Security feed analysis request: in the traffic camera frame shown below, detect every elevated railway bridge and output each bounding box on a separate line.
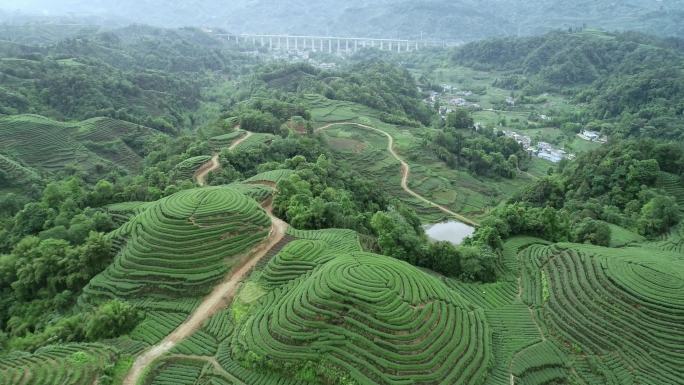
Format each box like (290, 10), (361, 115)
(213, 33), (460, 53)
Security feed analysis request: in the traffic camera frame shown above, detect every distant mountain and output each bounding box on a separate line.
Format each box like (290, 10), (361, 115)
(2, 0), (684, 40)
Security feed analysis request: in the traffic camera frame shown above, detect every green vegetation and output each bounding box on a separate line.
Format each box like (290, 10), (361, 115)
(454, 30), (684, 140)
(431, 116), (528, 178)
(0, 343), (118, 385)
(0, 114), (157, 177)
(1, 20), (684, 385)
(84, 186), (270, 300)
(170, 155), (212, 180)
(311, 105), (539, 221)
(0, 25), (256, 132)
(232, 252), (492, 385)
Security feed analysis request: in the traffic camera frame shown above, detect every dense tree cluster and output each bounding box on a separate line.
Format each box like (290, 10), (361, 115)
(470, 140), (684, 251)
(430, 109), (528, 178)
(250, 61), (433, 125)
(273, 155), (388, 235)
(371, 207), (497, 282)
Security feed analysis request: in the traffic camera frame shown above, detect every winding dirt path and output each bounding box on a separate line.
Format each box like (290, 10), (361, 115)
(124, 133), (283, 385)
(194, 154), (219, 187)
(194, 131), (253, 187)
(316, 122), (479, 227)
(229, 131), (253, 151)
(123, 204), (286, 385)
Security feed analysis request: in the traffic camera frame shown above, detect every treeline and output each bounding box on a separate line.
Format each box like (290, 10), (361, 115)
(0, 177), (146, 351)
(453, 30), (684, 140)
(469, 140), (684, 252)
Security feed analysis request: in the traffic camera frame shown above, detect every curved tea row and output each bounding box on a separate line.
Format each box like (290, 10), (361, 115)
(543, 246), (684, 385)
(0, 343), (115, 385)
(232, 253), (492, 385)
(83, 186), (271, 301)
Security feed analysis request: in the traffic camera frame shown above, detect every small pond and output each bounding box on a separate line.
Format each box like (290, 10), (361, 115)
(424, 221), (475, 245)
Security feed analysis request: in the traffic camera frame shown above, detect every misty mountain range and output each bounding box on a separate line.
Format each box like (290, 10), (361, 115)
(1, 0), (683, 41)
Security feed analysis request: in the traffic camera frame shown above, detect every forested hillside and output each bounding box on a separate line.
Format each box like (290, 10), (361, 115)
(0, 26), (254, 132)
(454, 30), (684, 140)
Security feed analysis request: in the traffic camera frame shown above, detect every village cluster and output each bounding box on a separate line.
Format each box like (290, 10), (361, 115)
(501, 130), (575, 163)
(424, 85), (483, 117)
(425, 84), (611, 164)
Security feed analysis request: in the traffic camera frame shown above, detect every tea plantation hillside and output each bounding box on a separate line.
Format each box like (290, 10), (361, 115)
(0, 114), (159, 176)
(136, 228), (684, 385)
(1, 24), (684, 385)
(83, 186), (270, 301)
(0, 343), (118, 385)
(0, 153), (40, 189)
(81, 186), (271, 356)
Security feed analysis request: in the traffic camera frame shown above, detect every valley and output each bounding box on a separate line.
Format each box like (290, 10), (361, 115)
(0, 19), (682, 385)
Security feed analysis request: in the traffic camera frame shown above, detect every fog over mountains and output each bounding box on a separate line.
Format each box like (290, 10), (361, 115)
(1, 0), (683, 40)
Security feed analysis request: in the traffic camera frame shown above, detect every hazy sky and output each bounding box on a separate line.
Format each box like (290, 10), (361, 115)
(0, 1), (681, 40)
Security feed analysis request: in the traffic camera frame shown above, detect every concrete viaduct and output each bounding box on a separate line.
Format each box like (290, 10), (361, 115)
(214, 33), (458, 53)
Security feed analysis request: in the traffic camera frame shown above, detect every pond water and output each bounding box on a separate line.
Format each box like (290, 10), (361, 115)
(424, 221), (475, 245)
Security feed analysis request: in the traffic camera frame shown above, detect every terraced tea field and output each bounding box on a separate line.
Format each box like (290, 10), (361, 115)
(235, 252), (492, 385)
(84, 186), (271, 302)
(0, 114), (159, 175)
(172, 155), (213, 180)
(0, 153), (40, 188)
(0, 343), (117, 385)
(132, 192), (684, 385)
(11, 190), (671, 385)
(542, 244), (684, 384)
(7, 124), (681, 385)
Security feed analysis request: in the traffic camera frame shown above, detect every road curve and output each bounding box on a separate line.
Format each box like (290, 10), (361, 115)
(317, 122), (479, 227)
(194, 131), (253, 187)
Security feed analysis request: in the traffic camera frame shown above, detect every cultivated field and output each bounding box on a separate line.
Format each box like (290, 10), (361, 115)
(0, 114), (159, 175)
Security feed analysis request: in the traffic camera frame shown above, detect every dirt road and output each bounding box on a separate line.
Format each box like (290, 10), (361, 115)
(317, 122), (479, 227)
(122, 203), (286, 385)
(194, 154), (219, 187)
(228, 131), (252, 151)
(194, 131), (252, 187)
(124, 130), (281, 385)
